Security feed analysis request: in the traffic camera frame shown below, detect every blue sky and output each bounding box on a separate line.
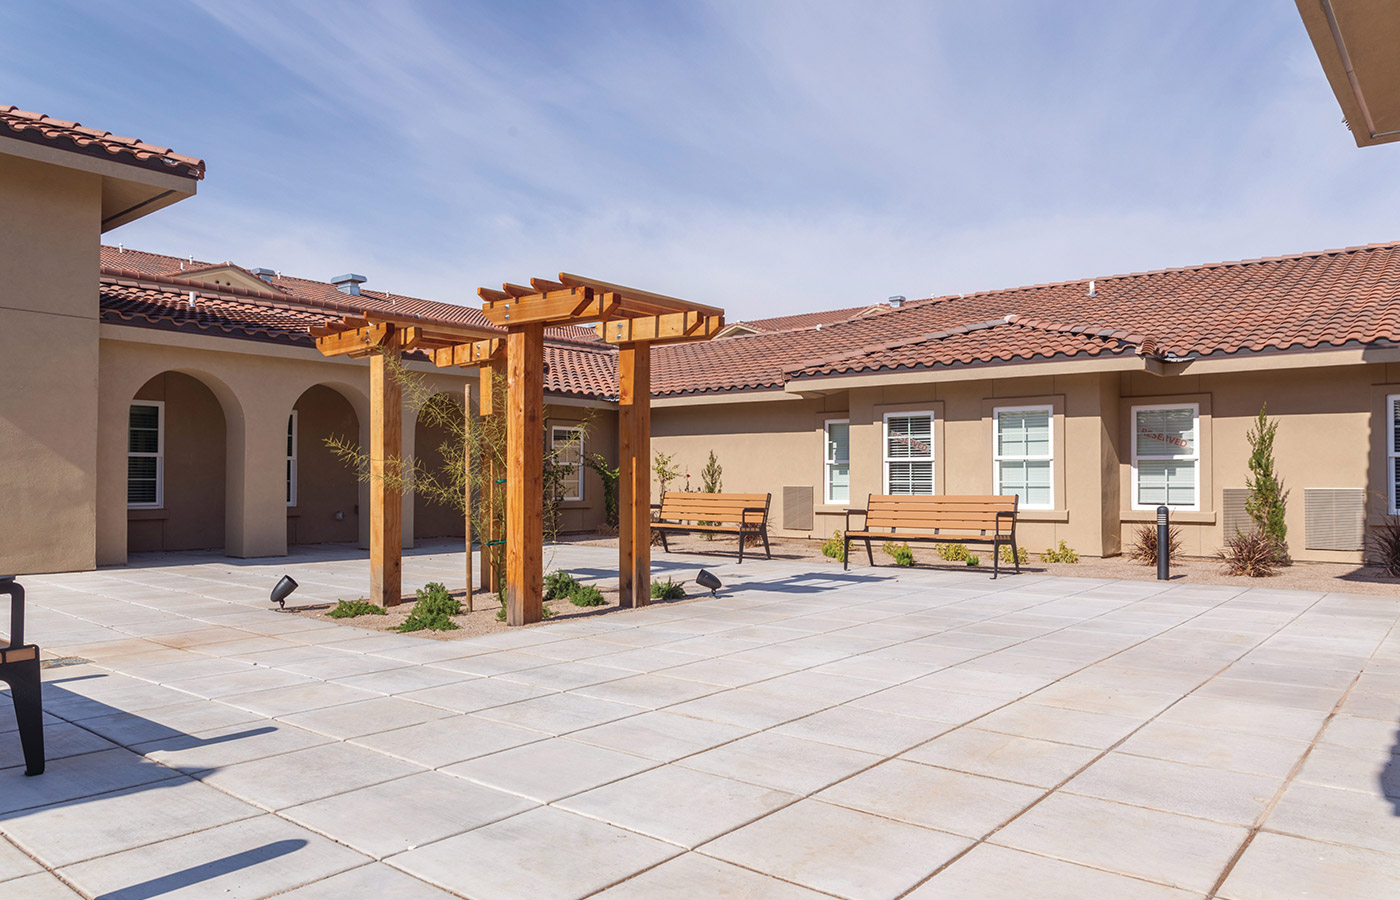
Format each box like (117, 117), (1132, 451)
(3, 1), (1393, 315)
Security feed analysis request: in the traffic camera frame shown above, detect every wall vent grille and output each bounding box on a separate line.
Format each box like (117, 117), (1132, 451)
(783, 486), (815, 531)
(1221, 488), (1253, 538)
(1304, 488), (1366, 551)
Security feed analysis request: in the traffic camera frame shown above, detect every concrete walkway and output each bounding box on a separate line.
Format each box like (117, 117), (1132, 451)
(2, 541), (1398, 899)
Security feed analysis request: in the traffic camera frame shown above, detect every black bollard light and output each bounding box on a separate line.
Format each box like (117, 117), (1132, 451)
(1156, 506), (1170, 581)
(695, 570), (722, 597)
(270, 575), (299, 609)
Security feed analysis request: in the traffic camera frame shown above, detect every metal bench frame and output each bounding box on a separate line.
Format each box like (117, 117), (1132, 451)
(652, 491), (772, 563)
(1, 576), (44, 775)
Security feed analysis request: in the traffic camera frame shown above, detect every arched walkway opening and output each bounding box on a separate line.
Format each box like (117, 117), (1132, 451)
(288, 385), (362, 546)
(414, 391), (466, 541)
(127, 372), (227, 554)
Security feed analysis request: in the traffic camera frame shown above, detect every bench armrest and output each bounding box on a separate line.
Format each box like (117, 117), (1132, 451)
(844, 507), (868, 533)
(740, 506), (768, 525)
(995, 509), (1016, 535)
(0, 577), (24, 649)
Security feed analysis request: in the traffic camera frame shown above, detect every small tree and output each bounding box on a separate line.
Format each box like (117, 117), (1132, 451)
(700, 451), (723, 493)
(1244, 403), (1289, 563)
(653, 449), (681, 496)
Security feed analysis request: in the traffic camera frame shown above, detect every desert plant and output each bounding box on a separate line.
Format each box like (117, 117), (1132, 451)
(653, 450), (681, 496)
(1245, 404), (1289, 563)
(966, 554), (981, 567)
(328, 599), (386, 619)
(700, 451), (723, 493)
(650, 577), (687, 600)
(821, 530), (846, 562)
(883, 541), (915, 567)
(544, 570), (579, 601)
(1128, 524), (1182, 566)
(998, 545), (1029, 566)
(1040, 541), (1079, 563)
(397, 582), (462, 632)
(936, 542), (970, 562)
(1217, 530), (1283, 577)
(1368, 517), (1400, 578)
(569, 584), (606, 606)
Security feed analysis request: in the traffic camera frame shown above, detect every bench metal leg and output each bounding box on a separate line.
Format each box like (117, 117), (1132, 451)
(657, 529), (669, 553)
(3, 654), (44, 776)
(865, 538), (874, 567)
(992, 541), (1000, 579)
(1011, 534), (1021, 574)
(761, 527), (771, 560)
(738, 530), (745, 564)
(843, 535), (850, 571)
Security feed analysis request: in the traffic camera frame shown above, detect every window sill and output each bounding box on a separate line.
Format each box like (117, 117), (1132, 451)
(127, 508), (168, 521)
(1121, 509), (1216, 525)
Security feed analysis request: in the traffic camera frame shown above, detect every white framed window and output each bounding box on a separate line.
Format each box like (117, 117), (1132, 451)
(1132, 403), (1200, 510)
(994, 406), (1053, 509)
(550, 424), (584, 502)
(824, 419), (850, 504)
(1389, 395), (1399, 514)
(883, 411), (934, 495)
(128, 401), (164, 509)
(286, 411), (298, 507)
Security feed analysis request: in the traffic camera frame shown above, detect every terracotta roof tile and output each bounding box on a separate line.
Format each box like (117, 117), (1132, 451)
(1, 105), (205, 179)
(722, 304), (892, 335)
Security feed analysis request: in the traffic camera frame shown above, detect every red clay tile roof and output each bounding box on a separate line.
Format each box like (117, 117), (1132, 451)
(651, 241), (1400, 395)
(721, 304), (891, 335)
(1, 106), (205, 179)
(99, 247), (601, 344)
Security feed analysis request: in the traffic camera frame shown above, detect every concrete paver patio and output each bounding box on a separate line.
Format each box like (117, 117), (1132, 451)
(2, 540), (1399, 899)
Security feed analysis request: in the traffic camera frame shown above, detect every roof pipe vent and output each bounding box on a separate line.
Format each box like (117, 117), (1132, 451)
(331, 273), (367, 296)
(1087, 280), (1096, 297)
(250, 267), (276, 282)
(888, 295), (906, 308)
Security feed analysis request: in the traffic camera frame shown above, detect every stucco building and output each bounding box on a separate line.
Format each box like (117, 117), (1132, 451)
(3, 103), (1398, 576)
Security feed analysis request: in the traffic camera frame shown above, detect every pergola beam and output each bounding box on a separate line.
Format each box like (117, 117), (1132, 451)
(596, 312), (725, 345)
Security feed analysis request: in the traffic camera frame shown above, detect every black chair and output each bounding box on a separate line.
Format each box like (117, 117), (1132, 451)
(1, 576), (43, 775)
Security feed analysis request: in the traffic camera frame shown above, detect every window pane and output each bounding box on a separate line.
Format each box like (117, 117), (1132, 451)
(887, 415), (932, 460)
(287, 415), (296, 458)
(129, 404), (160, 453)
(827, 463), (849, 503)
(1138, 459), (1196, 507)
(128, 456), (157, 504)
(998, 459), (1051, 507)
(1023, 409), (1050, 457)
(1394, 457), (1399, 511)
(887, 460), (933, 495)
(827, 423), (849, 464)
(1136, 407), (1195, 458)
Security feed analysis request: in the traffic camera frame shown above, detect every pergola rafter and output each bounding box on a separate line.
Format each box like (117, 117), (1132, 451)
(309, 273), (724, 625)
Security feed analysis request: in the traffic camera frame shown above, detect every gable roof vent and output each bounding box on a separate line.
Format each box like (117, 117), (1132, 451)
(249, 267), (276, 282)
(331, 273), (367, 296)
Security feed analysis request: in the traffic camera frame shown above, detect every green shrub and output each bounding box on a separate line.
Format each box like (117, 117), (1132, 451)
(397, 582), (462, 632)
(650, 577), (687, 600)
(998, 545), (1029, 565)
(966, 554), (980, 567)
(821, 530), (846, 562)
(544, 570), (579, 601)
(1245, 404), (1289, 564)
(1040, 541), (1079, 564)
(1218, 530), (1283, 577)
(570, 584), (606, 606)
(936, 543), (970, 562)
(328, 599), (386, 619)
(882, 541), (915, 567)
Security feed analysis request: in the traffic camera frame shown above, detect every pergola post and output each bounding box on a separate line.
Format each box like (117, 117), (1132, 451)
(618, 342), (651, 608)
(480, 362), (500, 595)
(369, 330), (403, 607)
(505, 324), (544, 625)
(463, 382), (474, 611)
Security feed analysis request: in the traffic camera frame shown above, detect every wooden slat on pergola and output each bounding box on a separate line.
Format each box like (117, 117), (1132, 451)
(309, 275), (724, 625)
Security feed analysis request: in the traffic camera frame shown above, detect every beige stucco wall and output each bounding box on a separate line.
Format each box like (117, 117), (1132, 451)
(547, 405), (619, 535)
(653, 360), (1400, 566)
(0, 156), (102, 575)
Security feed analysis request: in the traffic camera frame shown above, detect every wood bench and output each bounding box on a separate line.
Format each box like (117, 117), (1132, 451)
(1, 576), (43, 776)
(844, 494), (1020, 579)
(652, 491), (772, 563)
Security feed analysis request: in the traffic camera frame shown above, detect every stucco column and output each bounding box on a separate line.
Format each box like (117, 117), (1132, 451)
(225, 399), (292, 559)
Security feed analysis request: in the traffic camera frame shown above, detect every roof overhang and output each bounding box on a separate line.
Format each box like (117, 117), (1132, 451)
(1296, 0), (1400, 146)
(0, 134), (199, 230)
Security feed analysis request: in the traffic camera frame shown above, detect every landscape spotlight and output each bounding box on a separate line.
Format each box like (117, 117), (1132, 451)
(270, 575), (299, 609)
(695, 569), (722, 597)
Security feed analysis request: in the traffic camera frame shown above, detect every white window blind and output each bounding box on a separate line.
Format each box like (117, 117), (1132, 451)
(825, 419), (850, 504)
(1133, 404), (1199, 509)
(994, 406), (1052, 508)
(551, 425), (584, 502)
(287, 412), (298, 507)
(1389, 395), (1400, 514)
(884, 412), (934, 495)
(128, 402), (164, 509)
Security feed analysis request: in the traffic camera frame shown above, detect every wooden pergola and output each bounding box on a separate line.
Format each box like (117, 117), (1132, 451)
(309, 275), (724, 625)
